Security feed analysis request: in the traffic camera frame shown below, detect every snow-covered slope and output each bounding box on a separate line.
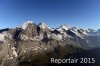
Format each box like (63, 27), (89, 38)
(38, 22), (49, 29)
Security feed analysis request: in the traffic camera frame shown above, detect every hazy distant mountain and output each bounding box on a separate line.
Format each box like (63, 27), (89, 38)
(0, 21), (100, 66)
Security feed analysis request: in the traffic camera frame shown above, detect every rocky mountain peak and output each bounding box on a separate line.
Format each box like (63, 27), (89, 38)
(21, 21), (35, 29)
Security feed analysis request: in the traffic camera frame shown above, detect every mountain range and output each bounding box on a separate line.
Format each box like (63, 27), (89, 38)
(0, 21), (100, 66)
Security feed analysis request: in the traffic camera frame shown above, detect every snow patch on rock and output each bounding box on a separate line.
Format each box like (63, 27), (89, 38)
(0, 32), (12, 42)
(51, 34), (62, 40)
(21, 34), (44, 41)
(11, 47), (18, 57)
(33, 34), (43, 41)
(0, 33), (5, 41)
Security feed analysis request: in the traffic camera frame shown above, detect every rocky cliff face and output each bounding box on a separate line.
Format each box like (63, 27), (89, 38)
(0, 21), (100, 66)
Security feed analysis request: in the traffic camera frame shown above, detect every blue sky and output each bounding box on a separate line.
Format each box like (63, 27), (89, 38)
(0, 0), (100, 29)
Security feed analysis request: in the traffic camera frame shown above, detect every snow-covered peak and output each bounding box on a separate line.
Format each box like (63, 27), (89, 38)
(59, 24), (70, 30)
(38, 22), (49, 29)
(22, 21), (34, 29)
(56, 24), (70, 32)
